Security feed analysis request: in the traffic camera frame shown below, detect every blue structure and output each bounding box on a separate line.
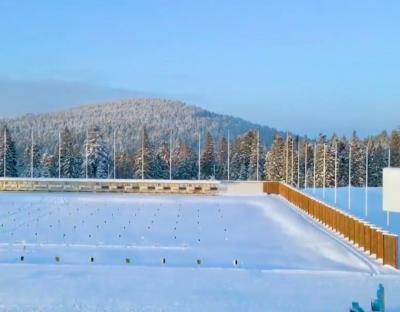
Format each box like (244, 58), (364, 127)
(350, 284), (385, 312)
(371, 284), (385, 312)
(350, 302), (365, 312)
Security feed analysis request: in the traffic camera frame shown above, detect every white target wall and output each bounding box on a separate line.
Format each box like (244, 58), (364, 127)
(383, 168), (400, 213)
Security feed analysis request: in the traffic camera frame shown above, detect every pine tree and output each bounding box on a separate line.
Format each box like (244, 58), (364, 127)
(297, 138), (313, 188)
(83, 126), (109, 179)
(131, 126), (156, 179)
(349, 131), (365, 187)
(367, 138), (386, 186)
(248, 131), (261, 180)
(264, 135), (285, 181)
(155, 142), (170, 179)
(200, 132), (215, 179)
(337, 137), (349, 187)
(314, 134), (326, 187)
(172, 141), (197, 180)
(390, 129), (400, 167)
(21, 143), (41, 177)
(115, 152), (131, 179)
(229, 130), (258, 180)
(215, 137), (228, 180)
(325, 134), (338, 187)
(0, 126), (18, 177)
(41, 152), (57, 178)
(59, 127), (80, 178)
(287, 136), (295, 185)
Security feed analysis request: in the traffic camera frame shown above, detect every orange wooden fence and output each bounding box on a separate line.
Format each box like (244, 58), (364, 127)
(263, 181), (399, 269)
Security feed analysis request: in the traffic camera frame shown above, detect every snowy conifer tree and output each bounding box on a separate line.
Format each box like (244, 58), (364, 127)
(264, 135), (285, 181)
(172, 141), (196, 180)
(155, 142), (170, 179)
(83, 126), (109, 179)
(21, 144), (41, 177)
(325, 135), (338, 187)
(200, 132), (215, 179)
(367, 138), (386, 186)
(349, 131), (365, 187)
(115, 152), (131, 179)
(248, 131), (261, 181)
(0, 126), (18, 177)
(337, 137), (349, 187)
(314, 135), (326, 187)
(215, 137), (228, 180)
(41, 152), (56, 178)
(131, 126), (156, 179)
(59, 127), (81, 178)
(390, 129), (400, 167)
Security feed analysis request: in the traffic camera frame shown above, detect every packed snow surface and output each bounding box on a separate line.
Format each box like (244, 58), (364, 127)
(0, 191), (399, 311)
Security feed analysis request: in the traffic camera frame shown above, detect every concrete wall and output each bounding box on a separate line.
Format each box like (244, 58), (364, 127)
(222, 181), (264, 194)
(0, 178), (220, 195)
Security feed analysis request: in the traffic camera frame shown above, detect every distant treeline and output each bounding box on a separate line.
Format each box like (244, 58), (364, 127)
(264, 130), (400, 187)
(1, 124), (399, 185)
(0, 125), (264, 181)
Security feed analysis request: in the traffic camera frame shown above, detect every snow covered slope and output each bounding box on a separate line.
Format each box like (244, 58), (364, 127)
(0, 192), (399, 311)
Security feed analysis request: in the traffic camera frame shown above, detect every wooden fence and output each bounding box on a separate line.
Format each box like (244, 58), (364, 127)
(263, 181), (398, 269)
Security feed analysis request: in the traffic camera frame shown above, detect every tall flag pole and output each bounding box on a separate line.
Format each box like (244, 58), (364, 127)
(348, 144), (352, 210)
(323, 143), (326, 199)
(334, 141), (338, 205)
(285, 133), (289, 183)
(304, 141), (307, 189)
(313, 143), (316, 193)
(256, 130), (259, 182)
(113, 130), (116, 179)
(3, 129), (6, 177)
(297, 138), (300, 188)
(141, 127), (144, 180)
(85, 130), (88, 179)
(198, 132), (201, 180)
(169, 134), (172, 180)
(291, 137), (294, 184)
(31, 128), (34, 179)
(59, 131), (62, 179)
(365, 141), (369, 217)
(227, 130), (230, 181)
(387, 147), (391, 226)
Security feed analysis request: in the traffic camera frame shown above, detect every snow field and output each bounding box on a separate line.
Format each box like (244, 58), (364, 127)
(0, 191), (399, 311)
(0, 192), (379, 272)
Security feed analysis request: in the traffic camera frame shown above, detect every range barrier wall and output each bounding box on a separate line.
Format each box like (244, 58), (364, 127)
(263, 181), (398, 269)
(0, 178), (220, 195)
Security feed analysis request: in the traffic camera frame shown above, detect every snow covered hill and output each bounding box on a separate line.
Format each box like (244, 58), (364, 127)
(0, 98), (283, 155)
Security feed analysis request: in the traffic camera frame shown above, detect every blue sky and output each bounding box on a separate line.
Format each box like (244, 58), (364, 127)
(0, 0), (399, 137)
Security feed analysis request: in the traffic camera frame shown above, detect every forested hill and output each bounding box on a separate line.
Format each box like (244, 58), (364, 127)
(0, 98), (283, 154)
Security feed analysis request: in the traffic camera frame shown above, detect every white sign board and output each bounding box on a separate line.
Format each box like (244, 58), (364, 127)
(383, 168), (400, 213)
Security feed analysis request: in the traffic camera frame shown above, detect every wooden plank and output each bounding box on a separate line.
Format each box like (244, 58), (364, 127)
(358, 221), (366, 250)
(371, 227), (379, 256)
(364, 226), (372, 254)
(377, 230), (384, 260)
(383, 234), (398, 268)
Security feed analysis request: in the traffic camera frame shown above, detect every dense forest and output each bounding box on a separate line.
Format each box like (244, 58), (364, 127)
(0, 98), (282, 156)
(264, 130), (400, 187)
(0, 98), (398, 185)
(0, 124), (264, 181)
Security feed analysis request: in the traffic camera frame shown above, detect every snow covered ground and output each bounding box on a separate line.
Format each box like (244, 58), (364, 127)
(0, 191), (399, 311)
